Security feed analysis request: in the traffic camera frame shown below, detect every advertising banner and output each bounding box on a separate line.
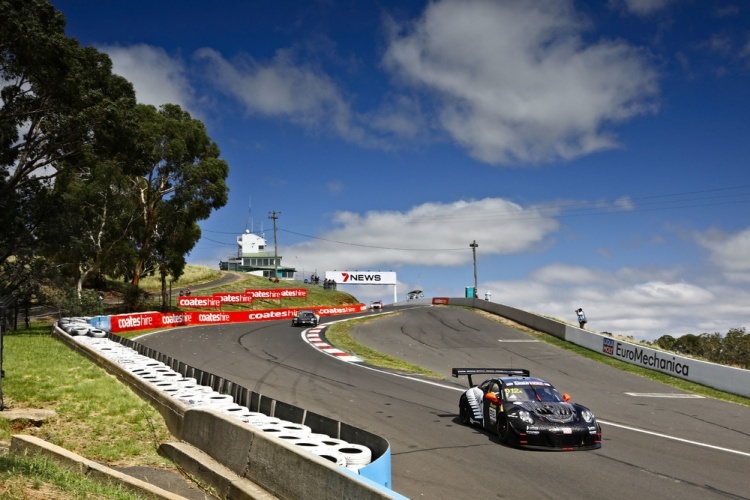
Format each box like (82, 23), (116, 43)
(213, 292), (254, 304)
(109, 304), (367, 333)
(245, 288), (308, 299)
(325, 271), (397, 286)
(177, 296), (222, 308)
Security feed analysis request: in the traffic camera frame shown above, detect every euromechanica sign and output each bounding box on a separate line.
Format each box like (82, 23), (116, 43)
(602, 338), (690, 376)
(326, 271), (397, 285)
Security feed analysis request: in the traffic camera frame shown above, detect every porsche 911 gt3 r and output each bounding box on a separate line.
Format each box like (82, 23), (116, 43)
(292, 310), (319, 327)
(453, 368), (601, 451)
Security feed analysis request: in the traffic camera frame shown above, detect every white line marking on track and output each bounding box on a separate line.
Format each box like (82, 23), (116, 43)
(598, 420), (750, 457)
(305, 315), (750, 458)
(625, 392), (705, 398)
(497, 339), (539, 343)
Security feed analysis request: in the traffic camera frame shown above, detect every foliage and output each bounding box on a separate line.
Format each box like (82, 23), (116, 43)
(0, 1), (229, 309)
(47, 288), (103, 318)
(655, 328), (750, 369)
(128, 103), (229, 297)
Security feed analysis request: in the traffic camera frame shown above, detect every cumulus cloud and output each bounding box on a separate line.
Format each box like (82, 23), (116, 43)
(485, 267), (742, 341)
(696, 227), (750, 283)
(613, 0), (678, 16)
(283, 197), (559, 272)
(193, 47), (377, 147)
(99, 44), (197, 113)
(383, 0), (659, 164)
(531, 264), (603, 285)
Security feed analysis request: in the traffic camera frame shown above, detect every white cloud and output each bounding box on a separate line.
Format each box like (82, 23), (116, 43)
(99, 44), (196, 113)
(383, 0), (659, 164)
(531, 264), (602, 285)
(480, 252), (750, 342)
(283, 197), (559, 273)
(696, 227), (750, 283)
(193, 47), (376, 147)
(613, 0), (678, 16)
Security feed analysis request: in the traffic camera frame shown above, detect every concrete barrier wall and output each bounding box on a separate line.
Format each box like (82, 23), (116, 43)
(448, 299), (750, 398)
(449, 298), (568, 339)
(181, 408), (404, 499)
(51, 324), (402, 498)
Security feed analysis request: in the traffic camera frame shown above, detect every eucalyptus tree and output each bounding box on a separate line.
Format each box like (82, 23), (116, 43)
(0, 0), (137, 197)
(129, 104), (229, 288)
(40, 159), (139, 298)
(1, 0), (137, 301)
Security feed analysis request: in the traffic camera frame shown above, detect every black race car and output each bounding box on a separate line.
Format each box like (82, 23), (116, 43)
(453, 368), (601, 451)
(292, 310), (320, 327)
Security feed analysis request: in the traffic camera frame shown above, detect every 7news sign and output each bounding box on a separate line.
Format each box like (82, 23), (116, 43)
(325, 271), (397, 285)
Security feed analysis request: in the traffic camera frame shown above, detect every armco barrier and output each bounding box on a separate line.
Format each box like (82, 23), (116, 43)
(447, 297), (750, 398)
(50, 325), (405, 499)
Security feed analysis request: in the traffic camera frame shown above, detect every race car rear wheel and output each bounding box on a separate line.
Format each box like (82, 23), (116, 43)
(496, 413), (510, 444)
(459, 395), (472, 425)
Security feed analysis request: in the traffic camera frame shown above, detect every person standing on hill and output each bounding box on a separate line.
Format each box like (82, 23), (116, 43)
(576, 308), (587, 328)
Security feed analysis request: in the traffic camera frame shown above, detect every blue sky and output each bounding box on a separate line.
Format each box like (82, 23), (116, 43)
(51, 0), (750, 341)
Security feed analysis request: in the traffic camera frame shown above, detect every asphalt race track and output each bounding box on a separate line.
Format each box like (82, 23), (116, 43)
(136, 305), (750, 499)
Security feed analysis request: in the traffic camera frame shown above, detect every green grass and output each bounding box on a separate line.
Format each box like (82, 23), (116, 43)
(323, 306), (750, 406)
(472, 309), (750, 407)
(1, 267), (360, 496)
(0, 325), (173, 464)
(0, 453), (144, 499)
(324, 315), (442, 378)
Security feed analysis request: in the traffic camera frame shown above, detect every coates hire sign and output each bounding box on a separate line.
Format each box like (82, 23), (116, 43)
(245, 288), (308, 299)
(213, 292), (254, 304)
(326, 271), (397, 286)
(109, 304), (366, 333)
(177, 296), (222, 308)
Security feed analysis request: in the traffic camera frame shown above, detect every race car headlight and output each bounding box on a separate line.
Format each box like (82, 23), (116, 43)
(581, 409), (594, 423)
(517, 409), (534, 424)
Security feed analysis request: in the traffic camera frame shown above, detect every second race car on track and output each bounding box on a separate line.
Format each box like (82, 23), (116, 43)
(292, 310), (320, 327)
(453, 368), (601, 451)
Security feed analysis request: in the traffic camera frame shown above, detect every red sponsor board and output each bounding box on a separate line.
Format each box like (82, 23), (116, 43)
(245, 288), (308, 299)
(432, 297), (450, 305)
(213, 292), (254, 304)
(110, 311), (186, 333)
(177, 296), (222, 308)
(109, 304), (367, 333)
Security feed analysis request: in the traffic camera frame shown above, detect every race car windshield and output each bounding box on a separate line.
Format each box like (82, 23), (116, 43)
(504, 385), (565, 403)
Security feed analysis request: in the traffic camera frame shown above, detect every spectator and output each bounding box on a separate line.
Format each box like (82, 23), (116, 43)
(485, 290), (491, 301)
(576, 308), (587, 328)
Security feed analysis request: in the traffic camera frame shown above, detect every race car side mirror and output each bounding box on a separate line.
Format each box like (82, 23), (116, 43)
(563, 393), (571, 402)
(484, 392), (499, 403)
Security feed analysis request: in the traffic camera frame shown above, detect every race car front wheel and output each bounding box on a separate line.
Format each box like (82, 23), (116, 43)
(459, 395), (471, 425)
(496, 414), (510, 444)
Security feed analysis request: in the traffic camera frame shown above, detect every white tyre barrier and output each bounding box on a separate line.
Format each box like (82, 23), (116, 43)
(310, 448), (348, 467)
(278, 422), (311, 435)
(87, 328), (107, 338)
(332, 443), (372, 469)
(59, 319), (377, 471)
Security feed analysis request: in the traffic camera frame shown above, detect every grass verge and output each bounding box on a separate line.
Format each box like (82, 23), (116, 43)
(324, 315), (442, 379)
(0, 453), (143, 499)
(472, 309), (750, 407)
(0, 323), (176, 498)
(322, 306), (749, 406)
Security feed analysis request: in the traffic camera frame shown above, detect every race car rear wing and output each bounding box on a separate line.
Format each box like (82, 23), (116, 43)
(452, 367), (531, 388)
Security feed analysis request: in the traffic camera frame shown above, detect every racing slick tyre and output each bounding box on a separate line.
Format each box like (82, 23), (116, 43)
(459, 395), (472, 425)
(496, 413), (510, 444)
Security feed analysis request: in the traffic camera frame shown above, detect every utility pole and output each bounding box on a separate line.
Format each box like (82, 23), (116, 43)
(269, 211), (281, 281)
(470, 240), (478, 298)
